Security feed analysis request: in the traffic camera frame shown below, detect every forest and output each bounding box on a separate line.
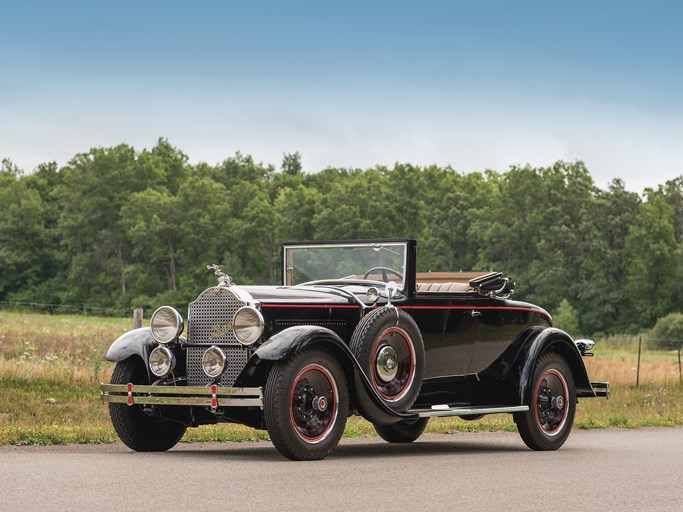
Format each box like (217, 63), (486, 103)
(1, 138), (682, 336)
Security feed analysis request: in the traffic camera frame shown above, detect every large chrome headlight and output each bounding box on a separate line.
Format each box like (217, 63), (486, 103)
(150, 306), (184, 344)
(202, 346), (226, 379)
(232, 306), (264, 346)
(149, 346), (176, 377)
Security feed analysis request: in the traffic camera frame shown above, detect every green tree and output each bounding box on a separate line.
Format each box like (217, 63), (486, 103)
(574, 180), (640, 333)
(624, 192), (678, 328)
(553, 299), (580, 337)
(0, 161), (53, 301)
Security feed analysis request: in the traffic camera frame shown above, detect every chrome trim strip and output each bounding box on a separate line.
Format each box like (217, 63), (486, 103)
(100, 383), (263, 408)
(103, 396), (264, 407)
(100, 384), (262, 396)
(410, 405), (529, 418)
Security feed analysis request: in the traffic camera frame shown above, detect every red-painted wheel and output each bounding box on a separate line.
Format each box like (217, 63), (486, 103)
(289, 363), (338, 443)
(514, 352), (576, 450)
(265, 349), (348, 460)
(351, 307), (424, 412)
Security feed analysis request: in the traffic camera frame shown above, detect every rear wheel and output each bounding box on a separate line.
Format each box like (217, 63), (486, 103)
(374, 417), (429, 443)
(514, 352), (576, 451)
(109, 357), (186, 452)
(264, 349), (349, 461)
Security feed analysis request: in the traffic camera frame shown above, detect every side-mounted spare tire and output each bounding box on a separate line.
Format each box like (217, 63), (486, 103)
(350, 307), (425, 412)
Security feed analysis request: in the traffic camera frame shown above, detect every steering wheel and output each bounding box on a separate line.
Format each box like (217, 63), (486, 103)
(362, 266), (404, 282)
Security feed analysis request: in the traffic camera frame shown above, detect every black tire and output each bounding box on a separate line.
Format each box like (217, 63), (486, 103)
(374, 417), (429, 443)
(264, 349), (349, 461)
(350, 307), (424, 412)
(109, 357), (186, 452)
(514, 352), (576, 451)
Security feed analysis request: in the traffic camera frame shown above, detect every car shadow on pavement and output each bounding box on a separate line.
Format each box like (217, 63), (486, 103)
(332, 439), (529, 459)
(159, 436), (532, 462)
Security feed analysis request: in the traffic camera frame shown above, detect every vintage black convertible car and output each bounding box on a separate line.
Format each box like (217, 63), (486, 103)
(100, 239), (609, 460)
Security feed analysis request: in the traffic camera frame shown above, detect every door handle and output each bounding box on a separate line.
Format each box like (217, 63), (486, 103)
(470, 310), (481, 318)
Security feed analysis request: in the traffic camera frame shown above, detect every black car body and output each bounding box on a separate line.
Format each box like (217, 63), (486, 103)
(101, 239), (609, 459)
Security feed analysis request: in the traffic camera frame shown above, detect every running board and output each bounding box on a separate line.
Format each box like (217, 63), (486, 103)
(409, 405), (529, 418)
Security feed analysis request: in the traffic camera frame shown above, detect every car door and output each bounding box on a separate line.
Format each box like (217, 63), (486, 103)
(467, 305), (535, 375)
(408, 296), (481, 378)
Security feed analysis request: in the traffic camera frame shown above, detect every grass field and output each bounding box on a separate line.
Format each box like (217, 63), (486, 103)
(0, 310), (681, 445)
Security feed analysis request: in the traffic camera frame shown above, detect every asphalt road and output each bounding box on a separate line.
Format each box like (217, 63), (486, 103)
(1, 427), (682, 512)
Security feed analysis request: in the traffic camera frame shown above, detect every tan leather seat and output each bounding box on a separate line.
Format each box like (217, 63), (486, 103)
(416, 282), (472, 293)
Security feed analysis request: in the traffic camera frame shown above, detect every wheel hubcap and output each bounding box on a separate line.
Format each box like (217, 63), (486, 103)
(376, 346), (399, 382)
(312, 396), (328, 412)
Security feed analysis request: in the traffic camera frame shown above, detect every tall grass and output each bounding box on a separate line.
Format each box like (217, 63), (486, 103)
(0, 311), (681, 445)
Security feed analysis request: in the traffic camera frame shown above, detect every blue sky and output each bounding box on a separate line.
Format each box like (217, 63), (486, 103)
(1, 1), (682, 191)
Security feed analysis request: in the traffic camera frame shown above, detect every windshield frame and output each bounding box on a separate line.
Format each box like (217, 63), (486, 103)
(282, 239), (414, 290)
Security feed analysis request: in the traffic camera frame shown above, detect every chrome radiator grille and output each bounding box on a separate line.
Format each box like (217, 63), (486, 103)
(187, 286), (249, 387)
(187, 346), (248, 387)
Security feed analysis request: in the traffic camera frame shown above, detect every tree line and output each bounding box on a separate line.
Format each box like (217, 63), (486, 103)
(1, 139), (682, 336)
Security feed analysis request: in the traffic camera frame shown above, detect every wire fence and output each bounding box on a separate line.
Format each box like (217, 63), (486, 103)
(0, 300), (132, 317)
(2, 300), (681, 384)
(635, 336), (682, 387)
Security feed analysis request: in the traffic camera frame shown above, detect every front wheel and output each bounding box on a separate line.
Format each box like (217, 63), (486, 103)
(374, 417), (429, 443)
(109, 357), (186, 452)
(264, 349), (349, 461)
(514, 352), (576, 451)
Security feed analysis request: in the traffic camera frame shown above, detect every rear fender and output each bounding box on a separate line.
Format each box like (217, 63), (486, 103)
(516, 327), (595, 405)
(248, 325), (411, 425)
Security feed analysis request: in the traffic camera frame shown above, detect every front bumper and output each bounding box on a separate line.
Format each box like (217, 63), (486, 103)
(100, 383), (263, 408)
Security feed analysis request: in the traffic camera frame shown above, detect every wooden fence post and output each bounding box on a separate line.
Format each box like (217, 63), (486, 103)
(133, 308), (143, 329)
(636, 336), (642, 388)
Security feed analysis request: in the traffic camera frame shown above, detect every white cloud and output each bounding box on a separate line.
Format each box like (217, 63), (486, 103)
(2, 84), (681, 193)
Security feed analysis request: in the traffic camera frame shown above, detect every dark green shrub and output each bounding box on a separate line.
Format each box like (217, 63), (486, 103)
(650, 313), (683, 349)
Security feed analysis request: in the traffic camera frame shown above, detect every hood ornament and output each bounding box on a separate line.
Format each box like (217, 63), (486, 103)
(207, 264), (233, 287)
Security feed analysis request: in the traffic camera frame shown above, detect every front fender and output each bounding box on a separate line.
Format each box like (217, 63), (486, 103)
(250, 325), (412, 425)
(253, 325), (346, 361)
(517, 327), (595, 405)
(106, 327), (154, 364)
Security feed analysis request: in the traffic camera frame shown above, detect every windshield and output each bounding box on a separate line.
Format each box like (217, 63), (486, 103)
(283, 242), (408, 288)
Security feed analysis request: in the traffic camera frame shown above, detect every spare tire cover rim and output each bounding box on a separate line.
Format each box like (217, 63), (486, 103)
(371, 327), (416, 402)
